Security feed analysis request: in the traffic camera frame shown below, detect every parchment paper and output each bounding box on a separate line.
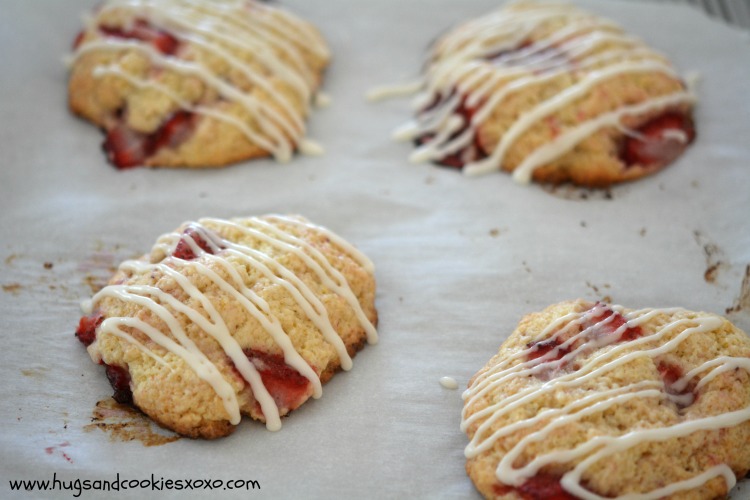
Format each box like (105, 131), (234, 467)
(1, 0), (749, 498)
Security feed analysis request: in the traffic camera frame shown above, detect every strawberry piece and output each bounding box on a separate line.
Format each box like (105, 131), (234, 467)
(103, 110), (196, 169)
(103, 124), (151, 169)
(586, 304), (643, 342)
(493, 474), (578, 500)
(621, 112), (695, 168)
(149, 31), (179, 56)
(657, 361), (682, 387)
(75, 313), (104, 347)
(526, 304), (641, 368)
(72, 30), (85, 50)
(483, 42), (529, 62)
(415, 90), (487, 169)
(99, 19), (179, 55)
(656, 361), (695, 409)
(104, 364), (133, 404)
(171, 225), (223, 260)
(527, 338), (570, 362)
(518, 474), (578, 500)
(151, 111), (195, 152)
(245, 349), (311, 411)
(76, 314), (134, 403)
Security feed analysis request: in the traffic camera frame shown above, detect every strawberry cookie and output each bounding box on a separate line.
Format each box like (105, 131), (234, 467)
(67, 0), (330, 169)
(75, 215), (378, 438)
(462, 300), (750, 499)
(398, 2), (696, 186)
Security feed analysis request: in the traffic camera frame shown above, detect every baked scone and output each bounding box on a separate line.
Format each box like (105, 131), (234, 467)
(462, 300), (750, 499)
(75, 215), (378, 438)
(398, 2), (696, 186)
(67, 0), (330, 169)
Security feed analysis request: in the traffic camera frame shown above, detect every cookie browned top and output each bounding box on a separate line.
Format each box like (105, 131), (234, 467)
(401, 2), (695, 186)
(68, 0), (330, 169)
(76, 215), (377, 439)
(462, 300), (750, 499)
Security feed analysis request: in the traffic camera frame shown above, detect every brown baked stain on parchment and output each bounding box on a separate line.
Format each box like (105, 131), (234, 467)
(726, 265), (750, 315)
(693, 230), (727, 283)
(85, 399), (180, 446)
(2, 282), (22, 294)
(585, 281), (613, 304)
(542, 184), (614, 201)
(1, 251), (101, 297)
(78, 250), (119, 294)
(21, 367), (49, 379)
(79, 245), (144, 294)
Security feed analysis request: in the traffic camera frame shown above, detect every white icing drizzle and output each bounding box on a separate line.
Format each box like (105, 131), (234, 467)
(386, 2), (695, 182)
(89, 216), (376, 431)
(440, 376), (459, 390)
(297, 138), (325, 156)
(461, 304), (750, 499)
(264, 214), (376, 275)
(365, 81), (424, 102)
(221, 216), (379, 344)
(502, 90), (695, 182)
(90, 60), (281, 154)
(70, 0), (329, 161)
(314, 92), (332, 108)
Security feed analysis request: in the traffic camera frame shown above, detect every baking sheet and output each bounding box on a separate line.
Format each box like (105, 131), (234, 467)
(1, 0), (749, 498)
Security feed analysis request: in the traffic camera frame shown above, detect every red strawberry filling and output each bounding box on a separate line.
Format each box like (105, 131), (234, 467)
(526, 304), (642, 369)
(415, 90), (488, 169)
(483, 41), (532, 63)
(657, 361), (682, 387)
(103, 124), (150, 168)
(171, 225), (224, 260)
(75, 312), (104, 347)
(75, 314), (134, 404)
(244, 349), (312, 412)
(105, 364), (133, 404)
(99, 19), (180, 56)
(151, 110), (194, 151)
(620, 112), (695, 169)
(103, 110), (195, 169)
(586, 305), (643, 342)
(493, 474), (578, 500)
(656, 361), (695, 409)
(72, 30), (86, 50)
(527, 338), (570, 363)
